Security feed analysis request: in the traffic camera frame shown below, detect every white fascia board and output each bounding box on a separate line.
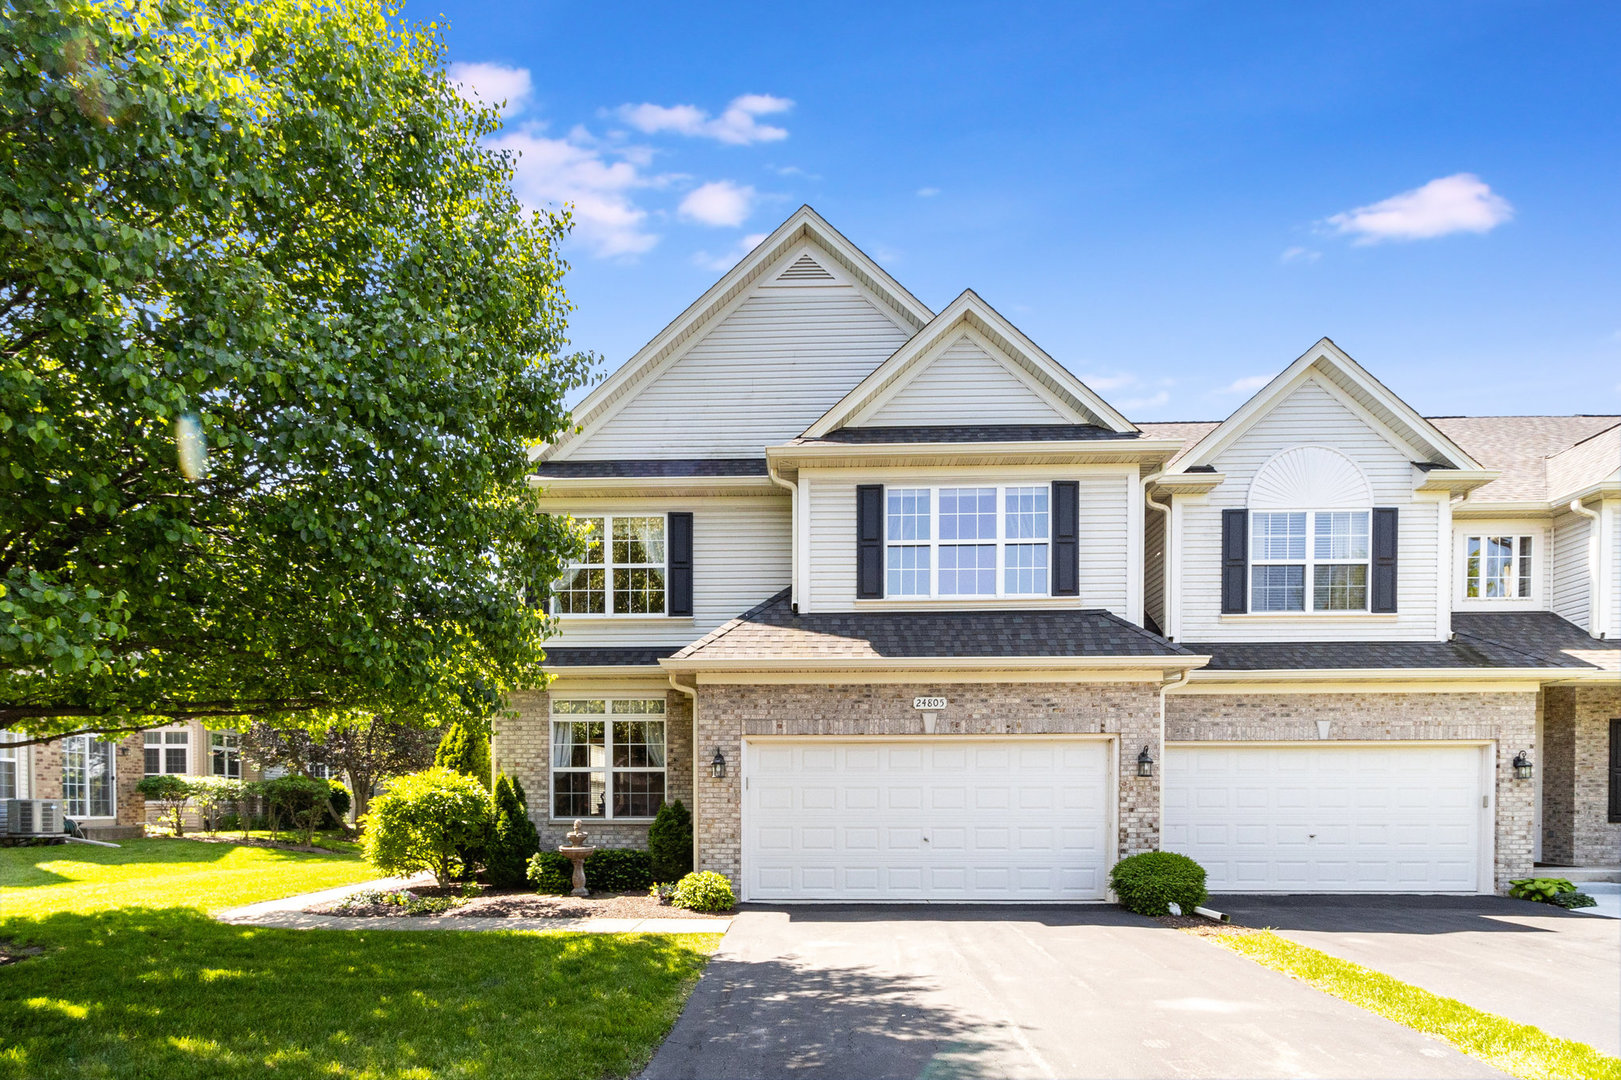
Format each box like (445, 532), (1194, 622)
(1184, 666), (1606, 685)
(1171, 338), (1484, 475)
(660, 654), (1208, 676)
(539, 206), (934, 462)
(528, 476), (783, 498)
(766, 439), (1183, 479)
(803, 290), (1137, 438)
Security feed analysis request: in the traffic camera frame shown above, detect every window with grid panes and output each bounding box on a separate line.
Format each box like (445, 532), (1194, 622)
(550, 698), (666, 819)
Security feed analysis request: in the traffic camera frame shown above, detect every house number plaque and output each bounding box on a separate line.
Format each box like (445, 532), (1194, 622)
(912, 696), (947, 710)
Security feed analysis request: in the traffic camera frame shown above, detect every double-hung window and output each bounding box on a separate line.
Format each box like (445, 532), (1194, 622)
(1465, 534), (1533, 599)
(0, 733), (17, 800)
(1251, 510), (1370, 612)
(63, 736), (114, 817)
(210, 732), (242, 779)
(144, 728), (189, 775)
(555, 515), (667, 615)
(885, 485), (1050, 598)
(550, 698), (667, 819)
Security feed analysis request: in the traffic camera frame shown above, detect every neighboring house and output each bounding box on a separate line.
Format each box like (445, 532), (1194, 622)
(136, 721), (264, 828)
(500, 206), (1620, 901)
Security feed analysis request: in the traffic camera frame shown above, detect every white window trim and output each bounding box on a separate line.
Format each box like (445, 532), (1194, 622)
(554, 513), (671, 618)
(143, 725), (191, 776)
(879, 484), (1053, 601)
(210, 731), (243, 779)
(548, 696), (668, 822)
(0, 731), (22, 800)
(1455, 523), (1545, 608)
(62, 735), (116, 819)
(1248, 509), (1372, 614)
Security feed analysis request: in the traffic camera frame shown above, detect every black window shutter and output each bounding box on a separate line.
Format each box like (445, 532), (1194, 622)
(856, 485), (884, 599)
(1371, 507), (1398, 613)
(667, 512), (693, 616)
(1052, 481), (1080, 597)
(1221, 508), (1248, 614)
(1608, 719), (1621, 823)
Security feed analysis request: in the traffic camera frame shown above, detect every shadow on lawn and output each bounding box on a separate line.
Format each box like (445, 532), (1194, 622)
(0, 906), (712, 1080)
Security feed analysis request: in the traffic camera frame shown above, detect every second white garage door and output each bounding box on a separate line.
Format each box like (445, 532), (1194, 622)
(1164, 743), (1488, 893)
(742, 738), (1113, 902)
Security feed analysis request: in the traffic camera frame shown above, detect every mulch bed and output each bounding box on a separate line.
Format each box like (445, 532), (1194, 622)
(1157, 913), (1254, 937)
(307, 884), (731, 920)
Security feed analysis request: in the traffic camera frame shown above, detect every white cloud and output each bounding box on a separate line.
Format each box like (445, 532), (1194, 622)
(448, 62), (533, 118)
(1280, 246), (1321, 263)
(1119, 391), (1171, 411)
(1325, 173), (1513, 244)
(1082, 373), (1138, 391)
(1218, 374), (1272, 395)
(489, 127), (666, 257)
(679, 181), (755, 227)
(692, 233), (770, 272)
(617, 94), (793, 145)
(916, 186), (941, 197)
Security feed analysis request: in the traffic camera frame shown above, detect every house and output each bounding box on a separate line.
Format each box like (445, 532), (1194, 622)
(500, 204), (1618, 900)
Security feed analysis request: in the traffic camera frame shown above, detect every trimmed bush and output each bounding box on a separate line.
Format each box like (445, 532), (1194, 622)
(136, 774), (195, 836)
(586, 848), (653, 892)
(435, 717), (491, 790)
(262, 775), (348, 844)
(189, 776), (246, 836)
(485, 773), (540, 888)
(670, 870), (734, 913)
(363, 767), (491, 886)
(527, 850), (573, 895)
(1109, 851), (1208, 916)
(648, 800), (693, 883)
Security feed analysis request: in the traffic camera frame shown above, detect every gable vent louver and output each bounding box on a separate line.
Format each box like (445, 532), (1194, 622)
(776, 253), (835, 281)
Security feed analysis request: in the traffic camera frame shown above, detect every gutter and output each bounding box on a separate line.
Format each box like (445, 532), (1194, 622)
(659, 654), (1210, 676)
(667, 671), (700, 873)
(767, 460), (800, 610)
(1568, 498), (1606, 638)
(1182, 666), (1612, 685)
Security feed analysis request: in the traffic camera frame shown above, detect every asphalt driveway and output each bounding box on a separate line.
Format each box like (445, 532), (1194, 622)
(643, 905), (1504, 1080)
(1214, 893), (1621, 1055)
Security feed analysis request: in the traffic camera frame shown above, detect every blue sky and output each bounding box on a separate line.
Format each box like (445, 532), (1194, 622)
(413, 1), (1620, 421)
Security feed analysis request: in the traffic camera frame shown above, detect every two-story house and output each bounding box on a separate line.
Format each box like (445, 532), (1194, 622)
(496, 206), (1620, 901)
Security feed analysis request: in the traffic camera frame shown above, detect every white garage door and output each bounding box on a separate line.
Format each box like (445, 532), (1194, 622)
(743, 738), (1113, 902)
(1165, 744), (1487, 893)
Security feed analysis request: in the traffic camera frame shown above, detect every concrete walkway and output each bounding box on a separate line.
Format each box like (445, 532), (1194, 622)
(643, 905), (1504, 1079)
(1214, 894), (1621, 1056)
(215, 876), (730, 935)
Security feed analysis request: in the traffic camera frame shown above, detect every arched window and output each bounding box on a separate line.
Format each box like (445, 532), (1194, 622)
(1247, 446), (1373, 612)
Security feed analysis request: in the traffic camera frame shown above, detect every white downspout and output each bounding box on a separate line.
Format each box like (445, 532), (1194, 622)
(1157, 666), (1193, 852)
(1570, 499), (1603, 636)
(1143, 474), (1172, 638)
(768, 462), (799, 610)
(668, 671), (700, 872)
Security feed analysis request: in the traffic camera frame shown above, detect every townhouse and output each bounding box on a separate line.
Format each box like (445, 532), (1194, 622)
(499, 205), (1612, 899)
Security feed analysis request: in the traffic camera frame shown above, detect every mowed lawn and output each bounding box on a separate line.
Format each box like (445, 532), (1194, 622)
(0, 840), (719, 1080)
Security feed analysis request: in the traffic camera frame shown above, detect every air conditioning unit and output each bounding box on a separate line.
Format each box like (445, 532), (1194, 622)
(4, 799), (64, 837)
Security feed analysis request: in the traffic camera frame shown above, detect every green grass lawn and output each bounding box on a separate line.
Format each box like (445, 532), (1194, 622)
(0, 839), (720, 1080)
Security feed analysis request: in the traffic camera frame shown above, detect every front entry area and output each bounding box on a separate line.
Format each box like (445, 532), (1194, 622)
(1164, 743), (1490, 893)
(741, 737), (1113, 902)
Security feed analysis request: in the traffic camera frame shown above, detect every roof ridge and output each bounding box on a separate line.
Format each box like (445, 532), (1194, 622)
(1091, 608), (1195, 655)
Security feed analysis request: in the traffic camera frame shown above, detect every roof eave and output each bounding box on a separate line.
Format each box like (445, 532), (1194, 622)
(529, 475), (784, 498)
(1185, 666), (1605, 683)
(766, 438), (1183, 478)
(660, 654), (1208, 675)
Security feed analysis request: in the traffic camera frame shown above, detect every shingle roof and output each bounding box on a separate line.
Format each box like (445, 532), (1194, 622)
(534, 458), (770, 478)
(802, 424), (1134, 445)
(1422, 416), (1618, 502)
(542, 647), (678, 667)
(1188, 612), (1618, 672)
(669, 590), (1193, 663)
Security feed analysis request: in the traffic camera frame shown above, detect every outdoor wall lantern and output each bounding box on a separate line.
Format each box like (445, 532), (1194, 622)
(1137, 745), (1154, 778)
(710, 747), (727, 779)
(1512, 750), (1533, 781)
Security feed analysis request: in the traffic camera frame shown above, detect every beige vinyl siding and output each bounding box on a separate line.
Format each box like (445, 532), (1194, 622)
(1551, 509), (1591, 630)
(1177, 375), (1441, 641)
(556, 281), (911, 459)
(542, 496), (791, 648)
(858, 333), (1068, 427)
(1144, 504), (1166, 631)
(802, 467), (1134, 617)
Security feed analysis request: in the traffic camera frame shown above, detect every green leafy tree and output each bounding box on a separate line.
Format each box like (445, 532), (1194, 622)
(362, 767), (489, 887)
(0, 0), (594, 743)
(135, 773), (195, 836)
(484, 772), (539, 888)
(435, 716), (491, 789)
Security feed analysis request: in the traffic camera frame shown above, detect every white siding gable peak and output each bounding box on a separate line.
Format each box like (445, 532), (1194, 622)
(539, 206), (935, 462)
(1167, 338), (1487, 475)
(802, 289), (1138, 438)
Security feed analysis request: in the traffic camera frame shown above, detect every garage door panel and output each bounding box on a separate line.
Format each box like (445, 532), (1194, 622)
(1167, 744), (1483, 894)
(745, 738), (1111, 901)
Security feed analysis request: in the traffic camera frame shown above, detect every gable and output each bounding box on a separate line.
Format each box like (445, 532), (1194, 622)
(557, 245), (915, 459)
(853, 329), (1070, 427)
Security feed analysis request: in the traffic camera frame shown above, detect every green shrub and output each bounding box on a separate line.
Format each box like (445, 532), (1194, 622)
(1550, 890), (1597, 910)
(363, 767), (491, 886)
(189, 776), (245, 836)
(670, 870), (734, 913)
(435, 717), (491, 790)
(136, 774), (195, 836)
(1509, 877), (1576, 903)
(1109, 851), (1208, 916)
(485, 773), (540, 888)
(586, 848), (653, 892)
(527, 850), (573, 895)
(262, 775), (347, 845)
(648, 800), (693, 883)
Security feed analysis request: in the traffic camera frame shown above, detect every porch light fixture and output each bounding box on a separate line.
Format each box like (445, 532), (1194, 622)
(1512, 750), (1533, 781)
(710, 748), (727, 779)
(1137, 745), (1154, 778)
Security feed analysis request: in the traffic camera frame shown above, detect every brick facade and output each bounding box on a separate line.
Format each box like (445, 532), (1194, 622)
(1165, 690), (1538, 890)
(1541, 685), (1621, 867)
(24, 733), (146, 828)
(494, 689), (694, 852)
(691, 680), (1164, 887)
